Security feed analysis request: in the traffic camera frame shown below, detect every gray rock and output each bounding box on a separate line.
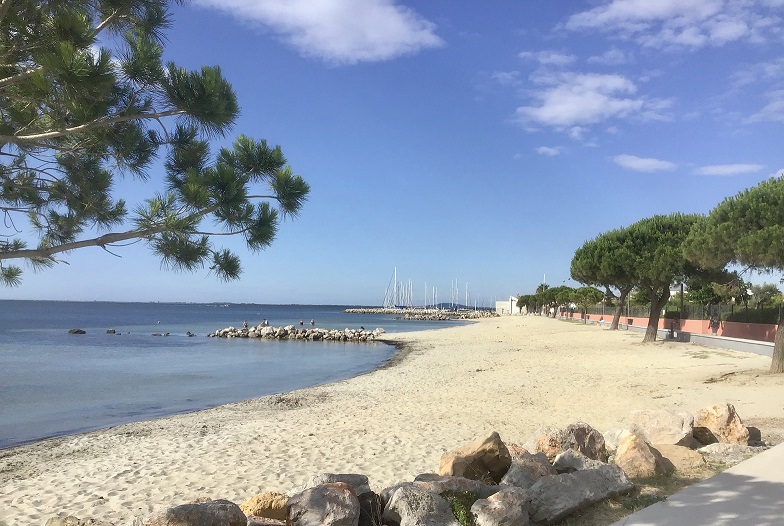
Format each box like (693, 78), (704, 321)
(306, 473), (372, 496)
(133, 499), (246, 526)
(527, 464), (634, 525)
(382, 484), (460, 526)
(471, 487), (530, 526)
(552, 449), (607, 473)
(500, 451), (555, 489)
(628, 409), (694, 446)
(288, 483), (360, 526)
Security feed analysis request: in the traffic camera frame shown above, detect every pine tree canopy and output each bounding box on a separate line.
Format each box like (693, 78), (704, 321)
(0, 0), (309, 286)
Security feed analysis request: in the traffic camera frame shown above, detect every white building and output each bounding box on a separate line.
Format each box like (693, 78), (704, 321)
(496, 296), (520, 315)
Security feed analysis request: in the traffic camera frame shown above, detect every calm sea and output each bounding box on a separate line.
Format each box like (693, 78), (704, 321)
(0, 301), (464, 449)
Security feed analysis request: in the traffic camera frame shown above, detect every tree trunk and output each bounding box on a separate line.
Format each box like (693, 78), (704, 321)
(610, 288), (631, 330)
(643, 288), (670, 343)
(771, 308), (784, 373)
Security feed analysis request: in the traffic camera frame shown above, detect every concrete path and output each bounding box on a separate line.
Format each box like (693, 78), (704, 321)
(611, 443), (784, 525)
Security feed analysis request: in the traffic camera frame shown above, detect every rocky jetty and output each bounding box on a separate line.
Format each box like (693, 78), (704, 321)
(56, 403), (771, 526)
(207, 324), (385, 342)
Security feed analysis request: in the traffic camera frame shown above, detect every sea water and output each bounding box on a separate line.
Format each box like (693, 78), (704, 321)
(0, 301), (465, 449)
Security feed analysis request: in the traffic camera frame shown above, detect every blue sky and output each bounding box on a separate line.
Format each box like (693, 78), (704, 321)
(5, 0), (784, 306)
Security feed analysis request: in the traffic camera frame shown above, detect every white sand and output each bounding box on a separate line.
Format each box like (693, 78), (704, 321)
(1, 315), (783, 525)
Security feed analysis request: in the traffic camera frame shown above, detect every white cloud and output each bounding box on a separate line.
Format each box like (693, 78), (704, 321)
(515, 72), (665, 131)
(695, 163), (765, 175)
(519, 50), (576, 66)
(745, 89), (784, 123)
(587, 48), (629, 65)
(536, 146), (561, 156)
(565, 0), (781, 50)
(193, 0), (443, 65)
(614, 154), (677, 172)
(491, 71), (522, 86)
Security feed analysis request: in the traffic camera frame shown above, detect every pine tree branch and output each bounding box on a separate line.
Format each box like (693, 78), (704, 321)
(0, 109), (185, 146)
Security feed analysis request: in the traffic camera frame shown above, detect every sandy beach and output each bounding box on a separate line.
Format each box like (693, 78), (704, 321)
(1, 315), (783, 525)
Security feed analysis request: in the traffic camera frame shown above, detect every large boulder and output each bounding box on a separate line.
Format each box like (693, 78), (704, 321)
(552, 449), (607, 473)
(628, 409), (694, 446)
(382, 484), (459, 526)
(527, 464), (634, 525)
(500, 451), (556, 489)
(693, 403), (750, 445)
(287, 483), (360, 526)
(524, 423), (608, 463)
(522, 427), (561, 462)
(471, 487), (530, 526)
(305, 474), (372, 496)
(240, 492), (288, 520)
(134, 499), (246, 526)
(438, 432), (512, 484)
(602, 428), (632, 455)
(614, 434), (673, 479)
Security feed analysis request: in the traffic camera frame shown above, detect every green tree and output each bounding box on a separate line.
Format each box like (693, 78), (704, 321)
(750, 283), (782, 309)
(571, 286), (603, 324)
(571, 228), (636, 330)
(684, 177), (784, 372)
(626, 213), (709, 343)
(0, 0), (309, 286)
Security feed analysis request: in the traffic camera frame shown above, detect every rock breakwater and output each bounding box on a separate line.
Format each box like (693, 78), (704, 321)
(207, 324), (385, 342)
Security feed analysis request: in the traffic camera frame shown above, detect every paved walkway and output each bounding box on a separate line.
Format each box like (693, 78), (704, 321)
(611, 443), (784, 525)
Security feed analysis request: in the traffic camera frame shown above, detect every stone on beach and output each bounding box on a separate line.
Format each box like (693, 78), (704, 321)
(382, 484), (460, 526)
(438, 431), (512, 483)
(526, 464), (634, 525)
(693, 403), (750, 445)
(499, 450), (556, 489)
(523, 423), (608, 463)
(240, 491), (288, 520)
(287, 482), (360, 526)
(470, 487), (530, 526)
(133, 499), (246, 526)
(613, 434), (674, 478)
(628, 408), (695, 446)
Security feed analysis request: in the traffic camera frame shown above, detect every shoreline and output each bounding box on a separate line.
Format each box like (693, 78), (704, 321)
(2, 315), (783, 524)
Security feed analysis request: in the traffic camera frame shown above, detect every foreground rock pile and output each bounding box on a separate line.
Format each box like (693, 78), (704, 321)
(48, 403), (768, 526)
(207, 325), (385, 342)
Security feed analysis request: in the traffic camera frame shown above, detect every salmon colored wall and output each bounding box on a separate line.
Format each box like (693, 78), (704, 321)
(563, 312), (777, 342)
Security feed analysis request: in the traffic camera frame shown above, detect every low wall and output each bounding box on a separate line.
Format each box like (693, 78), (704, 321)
(562, 312), (778, 343)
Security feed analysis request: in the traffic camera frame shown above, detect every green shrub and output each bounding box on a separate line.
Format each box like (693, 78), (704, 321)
(441, 491), (477, 526)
